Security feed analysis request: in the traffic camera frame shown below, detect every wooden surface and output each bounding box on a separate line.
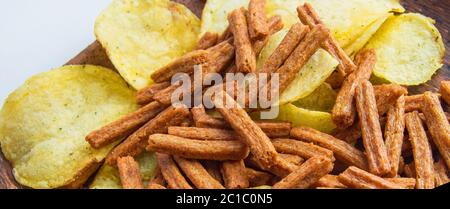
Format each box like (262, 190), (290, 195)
(0, 0), (448, 189)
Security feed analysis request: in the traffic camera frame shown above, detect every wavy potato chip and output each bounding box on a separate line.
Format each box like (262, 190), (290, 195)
(0, 65), (137, 189)
(90, 152), (157, 189)
(276, 104), (336, 134)
(293, 83), (337, 113)
(364, 13), (445, 85)
(95, 0), (201, 89)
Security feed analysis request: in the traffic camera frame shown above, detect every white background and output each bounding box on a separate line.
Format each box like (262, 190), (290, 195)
(0, 0), (111, 104)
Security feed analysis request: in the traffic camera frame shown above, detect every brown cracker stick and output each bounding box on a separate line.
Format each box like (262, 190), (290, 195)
(246, 168), (274, 187)
(168, 127), (236, 141)
(374, 84), (408, 116)
(106, 105), (190, 165)
(338, 166), (404, 189)
(196, 32), (219, 50)
(384, 95), (406, 177)
(441, 80), (450, 105)
(405, 111), (435, 189)
(273, 157), (333, 189)
(202, 161), (224, 184)
(173, 156), (224, 189)
(279, 153), (305, 167)
(256, 121), (292, 138)
(151, 50), (209, 83)
(297, 3), (356, 77)
(136, 82), (171, 105)
(86, 101), (167, 149)
(152, 82), (183, 105)
(355, 81), (390, 176)
(272, 138), (335, 161)
(147, 183), (166, 189)
(403, 162), (416, 178)
(156, 153), (192, 189)
(221, 160), (250, 189)
(314, 175), (347, 189)
(422, 92), (450, 169)
(404, 93), (440, 112)
(290, 127), (368, 170)
(147, 134), (249, 161)
(332, 49), (376, 129)
(434, 159), (450, 187)
(260, 23), (309, 76)
(205, 41), (235, 75)
(386, 178), (416, 189)
(117, 156), (144, 189)
(253, 15), (284, 55)
(248, 0), (269, 40)
(228, 8), (256, 73)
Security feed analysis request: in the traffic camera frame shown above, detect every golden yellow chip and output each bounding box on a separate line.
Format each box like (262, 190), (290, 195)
(293, 83), (337, 113)
(90, 152), (157, 189)
(0, 65), (137, 189)
(276, 103), (336, 134)
(364, 13), (445, 85)
(95, 0), (201, 89)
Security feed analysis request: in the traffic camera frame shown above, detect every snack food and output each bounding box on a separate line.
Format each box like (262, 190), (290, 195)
(156, 153), (192, 189)
(117, 156), (144, 189)
(221, 160), (249, 189)
(173, 156), (224, 189)
(384, 96), (406, 177)
(338, 166), (404, 189)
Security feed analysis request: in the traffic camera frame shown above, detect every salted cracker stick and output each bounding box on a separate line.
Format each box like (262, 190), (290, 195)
(147, 134), (249, 161)
(434, 159), (450, 187)
(156, 153), (192, 189)
(136, 82), (171, 105)
(105, 105), (190, 165)
(314, 175), (347, 189)
(374, 84), (408, 116)
(273, 157), (333, 189)
(228, 8), (256, 73)
(385, 178), (416, 189)
(221, 160), (250, 189)
(355, 81), (390, 176)
(246, 168), (274, 187)
(421, 92), (450, 169)
(168, 127), (236, 141)
(248, 0), (269, 40)
(202, 161), (224, 184)
(173, 156), (224, 189)
(253, 15), (284, 55)
(337, 166), (404, 189)
(272, 138), (334, 161)
(440, 80), (450, 105)
(152, 82), (183, 105)
(86, 101), (167, 148)
(290, 127), (368, 170)
(384, 95), (406, 177)
(279, 153), (305, 167)
(332, 49), (376, 129)
(196, 32), (219, 50)
(404, 93), (440, 112)
(406, 111), (435, 189)
(147, 183), (166, 189)
(151, 50), (209, 83)
(117, 156), (144, 189)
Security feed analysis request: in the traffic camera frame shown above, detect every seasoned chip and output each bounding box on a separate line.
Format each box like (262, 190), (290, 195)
(0, 65), (137, 188)
(276, 103), (336, 133)
(95, 0), (201, 89)
(364, 13), (445, 85)
(293, 83), (337, 112)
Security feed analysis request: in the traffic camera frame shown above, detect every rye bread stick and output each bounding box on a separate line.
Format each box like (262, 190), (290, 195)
(297, 3), (356, 76)
(86, 101), (167, 148)
(228, 8), (256, 73)
(213, 90), (289, 176)
(434, 159), (450, 187)
(314, 175), (347, 189)
(246, 168), (274, 187)
(147, 183), (166, 189)
(374, 84), (408, 116)
(273, 157), (333, 189)
(332, 49), (376, 129)
(260, 23), (309, 76)
(202, 161), (224, 184)
(253, 15), (284, 55)
(173, 156), (225, 189)
(337, 166), (405, 189)
(279, 153), (305, 167)
(191, 105), (230, 129)
(168, 127), (237, 141)
(117, 156), (144, 189)
(248, 0), (269, 40)
(205, 41), (235, 75)
(221, 160), (250, 189)
(385, 178), (416, 189)
(147, 134), (249, 161)
(106, 105), (190, 165)
(384, 96), (406, 177)
(156, 153), (192, 189)
(290, 127), (368, 170)
(151, 50), (209, 83)
(405, 111), (435, 189)
(152, 82), (183, 105)
(422, 92), (450, 169)
(271, 138), (335, 161)
(441, 80), (450, 105)
(355, 81), (390, 176)
(404, 93), (441, 112)
(196, 32), (219, 50)
(136, 82), (171, 105)
(255, 121), (292, 138)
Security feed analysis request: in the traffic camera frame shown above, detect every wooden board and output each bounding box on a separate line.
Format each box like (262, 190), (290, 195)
(0, 0), (448, 189)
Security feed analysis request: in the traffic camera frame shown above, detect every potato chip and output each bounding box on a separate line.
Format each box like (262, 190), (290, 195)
(364, 13), (445, 85)
(0, 65), (137, 189)
(276, 104), (336, 134)
(293, 83), (337, 113)
(278, 49), (339, 104)
(95, 0), (201, 89)
(90, 152), (157, 189)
